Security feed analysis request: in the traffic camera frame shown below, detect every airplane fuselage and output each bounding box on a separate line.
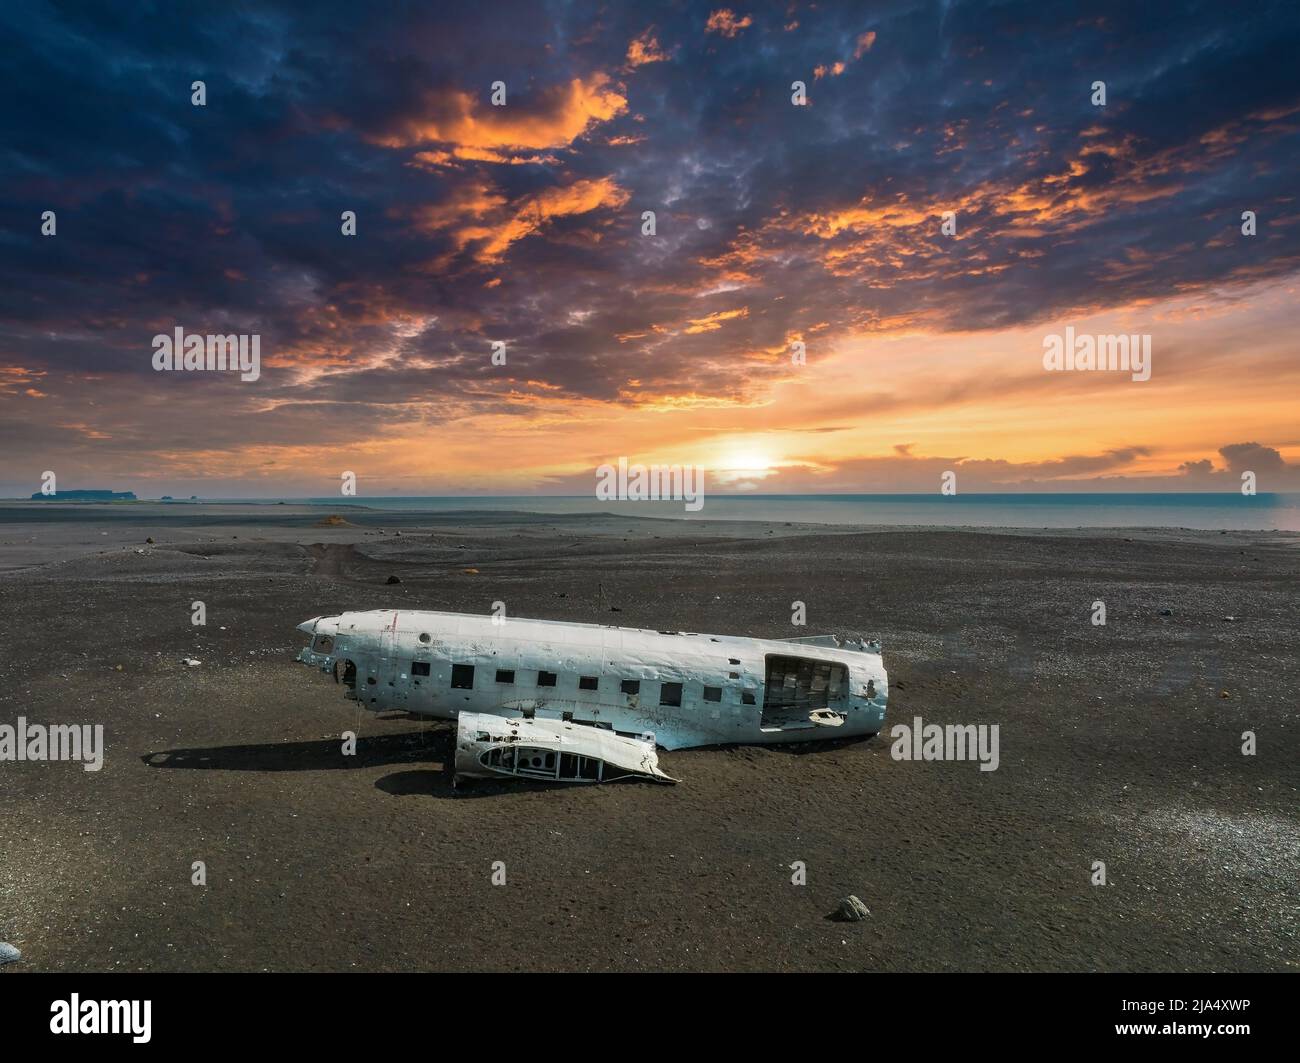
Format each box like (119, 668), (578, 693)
(296, 609), (888, 750)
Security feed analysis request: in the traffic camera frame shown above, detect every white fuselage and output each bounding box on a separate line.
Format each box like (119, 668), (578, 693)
(296, 609), (888, 751)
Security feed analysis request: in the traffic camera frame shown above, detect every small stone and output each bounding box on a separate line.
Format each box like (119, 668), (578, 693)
(1159, 609), (1172, 616)
(145, 536), (154, 544)
(386, 575), (402, 585)
(829, 895), (870, 922)
(0, 942), (20, 966)
(183, 658), (202, 668)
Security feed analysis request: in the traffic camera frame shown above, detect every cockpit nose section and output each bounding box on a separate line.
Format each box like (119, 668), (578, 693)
(296, 615), (341, 669)
(297, 615), (340, 637)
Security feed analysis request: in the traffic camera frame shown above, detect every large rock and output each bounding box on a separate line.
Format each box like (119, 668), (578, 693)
(829, 895), (870, 922)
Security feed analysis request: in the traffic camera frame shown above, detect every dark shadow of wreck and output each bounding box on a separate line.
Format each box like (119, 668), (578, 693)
(141, 730), (450, 772)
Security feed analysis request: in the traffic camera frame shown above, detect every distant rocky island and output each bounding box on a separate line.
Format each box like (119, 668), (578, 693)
(29, 490), (137, 501)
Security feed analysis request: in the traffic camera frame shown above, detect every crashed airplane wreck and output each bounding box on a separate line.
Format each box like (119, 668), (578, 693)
(296, 609), (888, 783)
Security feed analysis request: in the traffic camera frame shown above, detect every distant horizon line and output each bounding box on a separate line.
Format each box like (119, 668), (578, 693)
(7, 491), (1296, 502)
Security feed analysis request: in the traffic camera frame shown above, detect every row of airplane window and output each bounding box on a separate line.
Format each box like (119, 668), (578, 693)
(414, 662), (753, 705)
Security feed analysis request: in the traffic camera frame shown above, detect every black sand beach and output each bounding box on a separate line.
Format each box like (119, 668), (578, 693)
(0, 503), (1296, 971)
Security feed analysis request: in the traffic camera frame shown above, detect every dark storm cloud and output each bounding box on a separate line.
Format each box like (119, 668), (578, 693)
(1, 0), (1298, 448)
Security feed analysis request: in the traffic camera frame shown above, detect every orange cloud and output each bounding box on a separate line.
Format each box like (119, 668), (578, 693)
(854, 31), (877, 59)
(372, 73), (626, 160)
(417, 176), (630, 265)
(57, 422), (112, 441)
(411, 181), (507, 232)
(0, 365), (48, 395)
(700, 124), (1229, 288)
(627, 29), (668, 67)
(684, 307), (750, 333)
(412, 147), (559, 167)
(801, 198), (932, 238)
(705, 9), (752, 37)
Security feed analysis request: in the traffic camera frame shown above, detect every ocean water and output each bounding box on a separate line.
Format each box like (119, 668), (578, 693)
(266, 493), (1300, 531)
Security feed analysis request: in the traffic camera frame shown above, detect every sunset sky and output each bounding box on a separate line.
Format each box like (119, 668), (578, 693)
(2, 1), (1298, 497)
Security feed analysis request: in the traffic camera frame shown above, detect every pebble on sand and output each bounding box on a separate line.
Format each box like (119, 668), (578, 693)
(0, 942), (20, 966)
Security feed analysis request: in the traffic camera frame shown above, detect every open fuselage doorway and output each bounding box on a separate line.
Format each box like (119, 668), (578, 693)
(761, 654), (849, 730)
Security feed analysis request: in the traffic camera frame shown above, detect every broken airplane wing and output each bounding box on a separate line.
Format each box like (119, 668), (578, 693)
(453, 711), (677, 785)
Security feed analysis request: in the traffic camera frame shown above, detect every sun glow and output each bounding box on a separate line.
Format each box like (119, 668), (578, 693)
(723, 451), (773, 473)
(711, 448), (779, 487)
